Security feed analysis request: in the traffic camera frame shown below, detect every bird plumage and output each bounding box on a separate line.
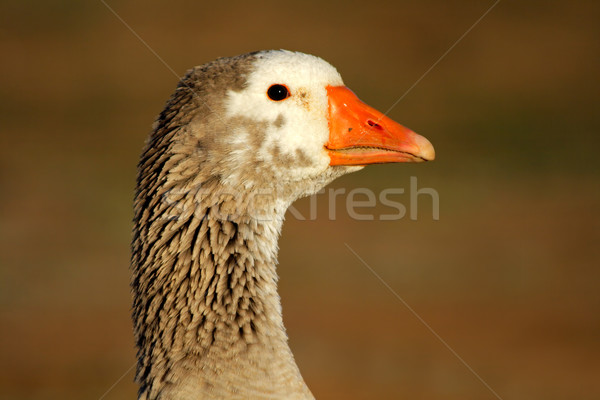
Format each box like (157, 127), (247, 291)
(131, 50), (433, 399)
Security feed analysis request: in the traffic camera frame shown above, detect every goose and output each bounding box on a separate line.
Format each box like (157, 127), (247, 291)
(132, 50), (434, 399)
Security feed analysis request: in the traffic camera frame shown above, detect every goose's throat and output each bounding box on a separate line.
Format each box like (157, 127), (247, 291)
(131, 189), (309, 398)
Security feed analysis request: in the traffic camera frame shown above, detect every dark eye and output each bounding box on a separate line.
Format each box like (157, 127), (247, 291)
(267, 84), (290, 101)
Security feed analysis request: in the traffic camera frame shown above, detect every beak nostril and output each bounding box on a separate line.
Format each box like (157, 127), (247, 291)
(367, 119), (383, 130)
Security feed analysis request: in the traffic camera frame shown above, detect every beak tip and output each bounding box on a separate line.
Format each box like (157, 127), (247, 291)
(415, 134), (435, 161)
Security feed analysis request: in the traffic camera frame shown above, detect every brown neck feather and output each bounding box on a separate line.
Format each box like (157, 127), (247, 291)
(132, 141), (313, 399)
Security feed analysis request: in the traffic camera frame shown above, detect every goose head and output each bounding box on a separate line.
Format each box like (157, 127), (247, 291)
(151, 50), (434, 219)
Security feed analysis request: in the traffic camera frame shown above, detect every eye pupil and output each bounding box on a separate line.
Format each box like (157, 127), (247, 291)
(267, 84), (289, 101)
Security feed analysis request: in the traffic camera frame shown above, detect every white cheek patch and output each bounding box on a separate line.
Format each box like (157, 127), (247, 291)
(224, 50), (344, 177)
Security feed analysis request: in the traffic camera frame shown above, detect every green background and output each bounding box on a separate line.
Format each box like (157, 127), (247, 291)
(1, 1), (598, 399)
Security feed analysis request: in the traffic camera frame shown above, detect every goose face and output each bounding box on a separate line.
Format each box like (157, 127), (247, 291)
(223, 51), (348, 193)
(221, 51), (433, 198)
(169, 50), (433, 209)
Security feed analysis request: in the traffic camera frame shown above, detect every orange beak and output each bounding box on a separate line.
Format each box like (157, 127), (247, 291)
(326, 86), (435, 166)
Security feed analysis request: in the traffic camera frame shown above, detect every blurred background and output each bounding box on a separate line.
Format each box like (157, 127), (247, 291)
(1, 0), (599, 399)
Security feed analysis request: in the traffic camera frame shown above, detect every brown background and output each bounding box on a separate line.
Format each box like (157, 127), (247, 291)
(1, 1), (599, 399)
